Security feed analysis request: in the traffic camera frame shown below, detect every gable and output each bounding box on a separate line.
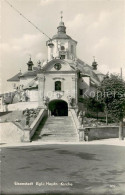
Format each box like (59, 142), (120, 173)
(42, 59), (75, 72)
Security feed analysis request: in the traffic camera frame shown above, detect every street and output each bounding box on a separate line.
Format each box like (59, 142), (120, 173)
(1, 144), (125, 195)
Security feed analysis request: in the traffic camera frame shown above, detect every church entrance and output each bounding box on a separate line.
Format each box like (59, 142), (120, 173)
(48, 100), (68, 116)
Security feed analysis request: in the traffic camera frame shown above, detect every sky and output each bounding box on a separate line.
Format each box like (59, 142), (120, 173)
(0, 0), (125, 93)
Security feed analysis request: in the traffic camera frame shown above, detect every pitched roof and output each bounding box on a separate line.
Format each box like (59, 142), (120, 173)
(52, 33), (71, 40)
(7, 72), (22, 82)
(23, 77), (38, 90)
(77, 58), (102, 85)
(42, 59), (76, 72)
(20, 70), (37, 77)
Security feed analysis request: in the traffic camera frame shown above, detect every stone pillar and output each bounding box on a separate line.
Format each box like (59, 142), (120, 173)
(79, 129), (85, 141)
(38, 74), (45, 108)
(23, 127), (30, 142)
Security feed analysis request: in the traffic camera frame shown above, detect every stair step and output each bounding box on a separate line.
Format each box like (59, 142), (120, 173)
(33, 116), (79, 142)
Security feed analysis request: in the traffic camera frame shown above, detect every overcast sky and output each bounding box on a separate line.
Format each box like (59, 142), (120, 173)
(0, 0), (125, 93)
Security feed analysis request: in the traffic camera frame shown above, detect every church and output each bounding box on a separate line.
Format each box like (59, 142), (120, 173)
(6, 16), (105, 116)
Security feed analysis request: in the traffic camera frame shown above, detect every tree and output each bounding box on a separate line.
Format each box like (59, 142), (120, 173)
(79, 97), (104, 120)
(86, 97), (104, 120)
(97, 74), (125, 140)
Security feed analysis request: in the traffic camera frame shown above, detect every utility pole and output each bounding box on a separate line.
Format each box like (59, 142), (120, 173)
(120, 67), (122, 79)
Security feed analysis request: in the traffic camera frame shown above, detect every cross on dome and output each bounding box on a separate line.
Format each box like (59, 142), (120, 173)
(60, 11), (63, 22)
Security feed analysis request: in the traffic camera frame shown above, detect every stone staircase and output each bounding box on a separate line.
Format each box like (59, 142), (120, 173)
(40, 116), (79, 142)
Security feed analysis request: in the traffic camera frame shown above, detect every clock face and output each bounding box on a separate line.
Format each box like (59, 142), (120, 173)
(54, 63), (62, 70)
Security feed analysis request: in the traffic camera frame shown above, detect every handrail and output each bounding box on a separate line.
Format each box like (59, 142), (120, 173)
(70, 109), (79, 133)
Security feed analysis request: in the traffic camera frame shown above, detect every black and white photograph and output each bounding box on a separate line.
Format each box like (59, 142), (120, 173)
(0, 0), (125, 194)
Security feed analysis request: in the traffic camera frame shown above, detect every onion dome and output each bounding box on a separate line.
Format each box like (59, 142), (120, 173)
(27, 57), (34, 71)
(57, 21), (66, 34)
(92, 57), (98, 70)
(52, 12), (72, 40)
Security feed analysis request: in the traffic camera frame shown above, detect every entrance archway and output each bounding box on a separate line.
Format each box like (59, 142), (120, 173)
(48, 100), (68, 116)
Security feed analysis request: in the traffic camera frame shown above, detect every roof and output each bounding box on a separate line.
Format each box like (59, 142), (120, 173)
(23, 78), (38, 90)
(76, 58), (102, 86)
(52, 33), (77, 44)
(20, 70), (37, 77)
(51, 20), (77, 43)
(42, 59), (76, 72)
(93, 69), (105, 75)
(7, 72), (22, 82)
(52, 33), (71, 40)
(7, 67), (44, 81)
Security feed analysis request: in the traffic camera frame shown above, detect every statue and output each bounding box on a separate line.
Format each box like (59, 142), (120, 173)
(21, 91), (28, 102)
(78, 110), (85, 128)
(43, 96), (49, 109)
(67, 95), (72, 107)
(23, 109), (30, 127)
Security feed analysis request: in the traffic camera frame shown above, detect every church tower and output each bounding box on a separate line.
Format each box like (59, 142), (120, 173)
(47, 13), (77, 61)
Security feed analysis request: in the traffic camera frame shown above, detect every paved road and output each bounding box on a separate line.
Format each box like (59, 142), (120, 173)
(1, 144), (125, 195)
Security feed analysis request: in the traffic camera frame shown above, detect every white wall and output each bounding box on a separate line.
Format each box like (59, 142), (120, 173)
(28, 89), (38, 102)
(7, 102), (38, 111)
(43, 73), (76, 102)
(48, 39), (77, 60)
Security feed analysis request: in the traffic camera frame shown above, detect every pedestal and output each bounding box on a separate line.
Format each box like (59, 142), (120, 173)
(23, 127), (31, 142)
(79, 128), (85, 141)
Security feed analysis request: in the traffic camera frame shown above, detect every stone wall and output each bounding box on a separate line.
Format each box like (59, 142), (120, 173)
(87, 126), (125, 141)
(0, 122), (23, 143)
(44, 73), (76, 103)
(23, 109), (48, 142)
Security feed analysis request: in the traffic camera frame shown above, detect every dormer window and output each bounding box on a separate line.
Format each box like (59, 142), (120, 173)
(61, 46), (65, 50)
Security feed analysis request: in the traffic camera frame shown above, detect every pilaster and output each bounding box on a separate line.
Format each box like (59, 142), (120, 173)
(72, 74), (78, 107)
(38, 74), (45, 108)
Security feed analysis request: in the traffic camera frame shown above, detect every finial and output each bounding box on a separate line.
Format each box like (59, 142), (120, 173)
(19, 69), (21, 73)
(60, 11), (63, 22)
(29, 54), (31, 61)
(92, 56), (98, 70)
(37, 60), (41, 66)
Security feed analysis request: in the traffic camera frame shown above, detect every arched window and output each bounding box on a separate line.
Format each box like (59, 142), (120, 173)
(55, 81), (61, 91)
(61, 46), (65, 50)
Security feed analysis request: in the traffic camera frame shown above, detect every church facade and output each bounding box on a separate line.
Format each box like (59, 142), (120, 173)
(6, 18), (105, 116)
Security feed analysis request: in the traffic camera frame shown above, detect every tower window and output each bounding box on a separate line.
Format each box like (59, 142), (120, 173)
(61, 46), (65, 50)
(60, 55), (65, 59)
(79, 89), (83, 96)
(55, 81), (61, 91)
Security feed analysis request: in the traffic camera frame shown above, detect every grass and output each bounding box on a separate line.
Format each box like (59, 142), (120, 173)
(0, 109), (40, 129)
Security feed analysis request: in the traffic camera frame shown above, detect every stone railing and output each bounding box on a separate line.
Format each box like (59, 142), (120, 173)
(70, 109), (79, 132)
(4, 102), (39, 111)
(70, 109), (89, 141)
(23, 109), (48, 142)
